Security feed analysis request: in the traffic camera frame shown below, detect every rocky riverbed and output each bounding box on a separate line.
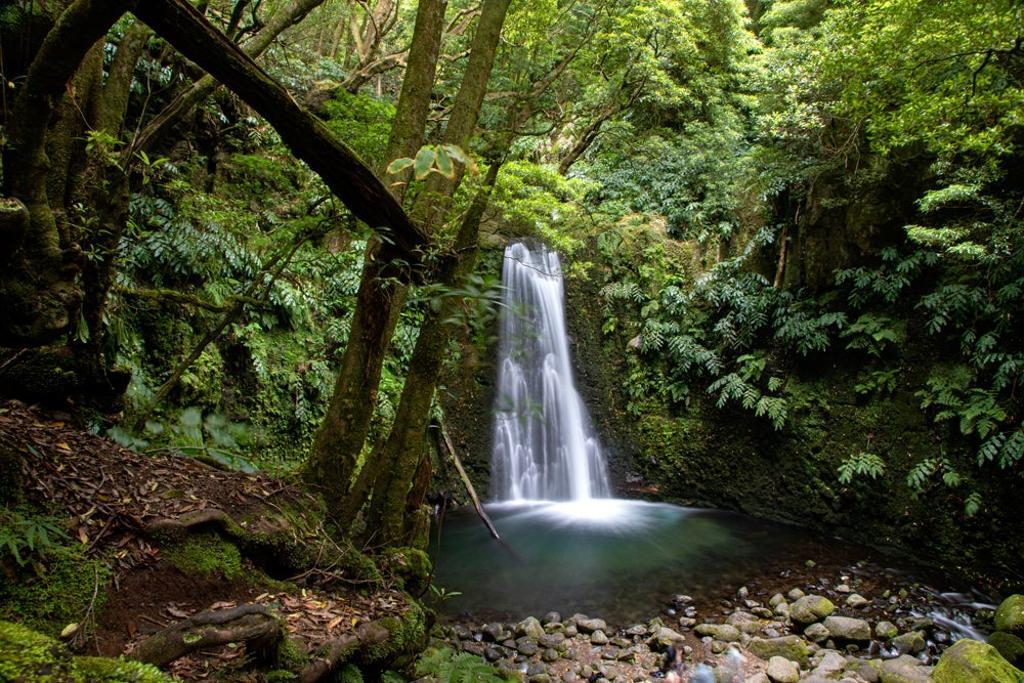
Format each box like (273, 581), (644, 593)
(431, 558), (1024, 682)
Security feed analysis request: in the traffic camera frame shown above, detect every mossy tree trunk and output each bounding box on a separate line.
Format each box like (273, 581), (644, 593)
(304, 0), (448, 517)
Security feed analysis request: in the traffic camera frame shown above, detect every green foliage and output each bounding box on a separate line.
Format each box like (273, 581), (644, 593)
(414, 647), (512, 683)
(837, 451), (886, 484)
(0, 508), (68, 567)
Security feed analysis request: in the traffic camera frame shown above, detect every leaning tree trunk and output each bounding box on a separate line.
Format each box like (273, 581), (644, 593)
(303, 0), (447, 518)
(364, 161), (502, 546)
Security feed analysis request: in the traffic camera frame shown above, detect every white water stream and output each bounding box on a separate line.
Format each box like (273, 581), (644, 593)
(490, 242), (610, 502)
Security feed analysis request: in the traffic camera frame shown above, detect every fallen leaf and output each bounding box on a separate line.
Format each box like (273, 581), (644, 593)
(77, 527), (89, 545)
(59, 623), (79, 639)
(327, 616), (344, 631)
(56, 442), (72, 452)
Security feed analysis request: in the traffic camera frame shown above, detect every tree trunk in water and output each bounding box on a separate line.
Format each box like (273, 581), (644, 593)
(365, 161), (502, 546)
(0, 0), (137, 346)
(303, 0), (447, 518)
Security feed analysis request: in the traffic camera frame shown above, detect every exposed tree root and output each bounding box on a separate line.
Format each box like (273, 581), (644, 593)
(128, 604), (281, 667)
(299, 619), (391, 683)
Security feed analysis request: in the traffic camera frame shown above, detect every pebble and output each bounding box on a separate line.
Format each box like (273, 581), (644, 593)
(766, 656), (800, 683)
(845, 593), (869, 608)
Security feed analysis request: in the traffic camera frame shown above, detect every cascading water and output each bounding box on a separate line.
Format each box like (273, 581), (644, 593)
(491, 241), (610, 501)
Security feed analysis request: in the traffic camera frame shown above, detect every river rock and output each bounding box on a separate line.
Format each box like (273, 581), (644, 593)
(462, 641), (486, 656)
(539, 632), (565, 648)
(744, 675), (770, 683)
(542, 611), (561, 625)
(988, 631), (1024, 667)
(773, 603), (790, 619)
(787, 588), (806, 601)
(933, 638), (1023, 682)
(874, 621), (898, 640)
(804, 622), (830, 643)
(769, 593), (786, 608)
(590, 630), (608, 645)
(766, 656), (800, 683)
(995, 595), (1024, 634)
(542, 647), (559, 662)
(648, 626), (686, 651)
(747, 636), (810, 665)
(809, 650), (846, 678)
(891, 630), (926, 655)
(482, 622), (508, 642)
(516, 637), (539, 656)
(791, 595), (835, 624)
(878, 654), (932, 683)
(625, 624), (646, 637)
(695, 623), (742, 642)
(575, 617), (607, 634)
(518, 617), (546, 639)
(484, 645), (503, 661)
(752, 607), (774, 619)
(846, 593), (870, 608)
(565, 625), (578, 637)
(738, 586), (750, 599)
(823, 616), (871, 641)
(452, 624), (474, 640)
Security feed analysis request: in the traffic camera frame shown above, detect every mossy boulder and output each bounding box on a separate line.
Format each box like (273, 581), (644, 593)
(932, 638), (1023, 683)
(995, 595), (1024, 635)
(988, 631), (1024, 668)
(381, 546), (432, 595)
(746, 635), (810, 665)
(789, 595), (835, 624)
(0, 620), (171, 682)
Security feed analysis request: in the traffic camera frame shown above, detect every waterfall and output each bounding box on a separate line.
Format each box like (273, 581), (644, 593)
(491, 242), (611, 501)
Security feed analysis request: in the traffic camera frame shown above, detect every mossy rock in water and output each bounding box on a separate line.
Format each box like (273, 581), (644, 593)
(988, 631), (1024, 668)
(0, 620), (171, 682)
(165, 532), (242, 579)
(932, 638), (1023, 683)
(995, 595), (1024, 635)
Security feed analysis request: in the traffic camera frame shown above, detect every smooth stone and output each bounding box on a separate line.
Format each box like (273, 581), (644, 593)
(565, 625), (578, 637)
(695, 623), (742, 642)
(787, 588), (806, 601)
(516, 637), (539, 656)
(744, 675), (770, 683)
(836, 584), (852, 594)
(543, 648), (559, 662)
(483, 623), (507, 642)
(673, 594), (694, 606)
(518, 617), (546, 640)
(773, 603), (790, 619)
(542, 611), (561, 625)
(539, 633), (566, 649)
(590, 630), (608, 645)
(846, 594), (870, 608)
(823, 616), (872, 641)
(988, 631), (1024, 667)
(791, 595), (836, 624)
(625, 624), (646, 637)
(462, 641), (486, 656)
(453, 624), (473, 640)
(576, 617), (607, 634)
(562, 673), (578, 683)
(891, 631), (926, 655)
(766, 656), (800, 683)
(677, 617), (696, 628)
(804, 622), (830, 643)
(769, 594), (786, 608)
(610, 637), (630, 648)
(878, 654), (932, 683)
(995, 595), (1024, 634)
(648, 626), (686, 651)
(933, 638), (1023, 682)
(810, 650), (847, 677)
(738, 586), (750, 599)
(875, 621), (898, 640)
(747, 636), (810, 665)
(600, 646), (619, 660)
(484, 646), (503, 661)
(752, 607), (774, 619)
(852, 660), (880, 683)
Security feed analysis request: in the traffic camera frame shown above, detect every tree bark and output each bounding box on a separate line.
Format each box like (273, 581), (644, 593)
(303, 0), (447, 519)
(133, 0), (427, 258)
(0, 0), (137, 346)
(365, 160), (502, 546)
(130, 0), (331, 155)
(129, 604), (281, 667)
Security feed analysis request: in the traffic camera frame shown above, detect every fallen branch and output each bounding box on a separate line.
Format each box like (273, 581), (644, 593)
(436, 421), (500, 541)
(128, 604), (281, 667)
(299, 619), (390, 683)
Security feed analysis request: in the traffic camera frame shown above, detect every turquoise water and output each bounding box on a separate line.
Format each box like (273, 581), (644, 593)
(430, 499), (830, 625)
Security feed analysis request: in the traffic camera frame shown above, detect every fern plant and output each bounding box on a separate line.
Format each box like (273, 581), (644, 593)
(414, 648), (512, 683)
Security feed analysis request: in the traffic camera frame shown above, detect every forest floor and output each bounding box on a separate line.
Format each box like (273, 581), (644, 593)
(0, 402), (425, 681)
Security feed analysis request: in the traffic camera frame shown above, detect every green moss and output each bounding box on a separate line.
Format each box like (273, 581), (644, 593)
(0, 621), (172, 682)
(360, 601), (429, 668)
(165, 532), (242, 579)
(75, 656), (171, 682)
(933, 638), (1023, 682)
(995, 595), (1024, 635)
(0, 545), (110, 636)
(988, 632), (1024, 668)
(337, 663), (365, 683)
(382, 546), (432, 594)
(275, 636), (310, 672)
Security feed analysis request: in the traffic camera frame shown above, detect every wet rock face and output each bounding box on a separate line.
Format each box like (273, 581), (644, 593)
(933, 638), (1024, 682)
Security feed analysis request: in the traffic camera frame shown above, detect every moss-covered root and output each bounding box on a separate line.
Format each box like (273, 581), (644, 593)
(932, 638), (1024, 683)
(0, 620), (171, 682)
